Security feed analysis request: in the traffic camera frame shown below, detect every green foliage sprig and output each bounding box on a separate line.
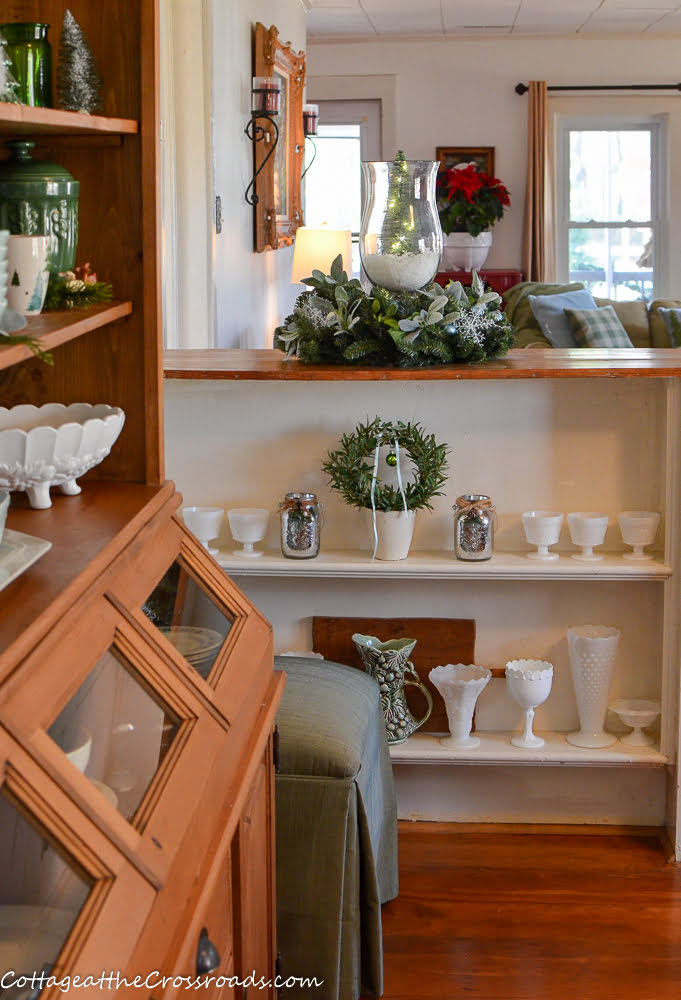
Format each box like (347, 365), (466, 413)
(44, 263), (113, 311)
(0, 331), (52, 364)
(322, 417), (449, 512)
(274, 255), (514, 366)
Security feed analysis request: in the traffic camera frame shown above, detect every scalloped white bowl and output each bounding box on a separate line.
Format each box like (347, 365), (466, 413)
(0, 403), (125, 509)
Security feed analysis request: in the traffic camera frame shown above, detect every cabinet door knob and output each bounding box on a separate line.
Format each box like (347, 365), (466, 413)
(196, 926), (221, 977)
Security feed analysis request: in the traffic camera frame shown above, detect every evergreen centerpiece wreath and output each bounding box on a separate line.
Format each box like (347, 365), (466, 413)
(274, 255), (514, 367)
(322, 417), (449, 512)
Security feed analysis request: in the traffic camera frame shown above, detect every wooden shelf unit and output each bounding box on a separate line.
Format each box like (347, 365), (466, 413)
(0, 1), (280, 992)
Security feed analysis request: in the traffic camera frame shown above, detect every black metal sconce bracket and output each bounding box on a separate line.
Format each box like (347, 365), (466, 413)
(244, 113), (280, 207)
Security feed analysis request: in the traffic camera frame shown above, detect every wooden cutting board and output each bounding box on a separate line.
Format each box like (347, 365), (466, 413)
(312, 616), (477, 735)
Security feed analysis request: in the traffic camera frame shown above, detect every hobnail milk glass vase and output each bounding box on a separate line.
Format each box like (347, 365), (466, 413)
(567, 625), (620, 748)
(359, 158), (442, 292)
(428, 663), (491, 749)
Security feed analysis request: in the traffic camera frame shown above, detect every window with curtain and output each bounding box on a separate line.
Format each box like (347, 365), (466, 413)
(556, 116), (665, 301)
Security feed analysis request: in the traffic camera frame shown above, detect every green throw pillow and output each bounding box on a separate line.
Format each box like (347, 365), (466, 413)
(565, 306), (634, 348)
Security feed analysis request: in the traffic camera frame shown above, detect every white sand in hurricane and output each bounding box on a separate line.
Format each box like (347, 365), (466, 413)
(363, 250), (440, 292)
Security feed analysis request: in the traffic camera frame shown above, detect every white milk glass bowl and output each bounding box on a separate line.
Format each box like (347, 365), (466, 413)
(609, 698), (661, 747)
(182, 506), (224, 556)
(505, 659), (553, 748)
(429, 663), (491, 750)
(227, 507), (269, 557)
(618, 511), (660, 561)
(522, 511), (563, 561)
(567, 512), (609, 562)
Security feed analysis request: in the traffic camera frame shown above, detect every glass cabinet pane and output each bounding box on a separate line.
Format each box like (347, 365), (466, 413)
(47, 648), (179, 821)
(0, 791), (91, 994)
(142, 560), (233, 681)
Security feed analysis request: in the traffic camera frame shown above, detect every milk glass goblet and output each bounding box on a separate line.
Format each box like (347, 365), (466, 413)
(522, 511), (563, 561)
(182, 506), (224, 556)
(505, 659), (553, 749)
(618, 511), (660, 561)
(227, 507), (269, 557)
(567, 512), (608, 561)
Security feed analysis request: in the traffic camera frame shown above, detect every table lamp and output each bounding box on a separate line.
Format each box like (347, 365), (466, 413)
(291, 225), (353, 284)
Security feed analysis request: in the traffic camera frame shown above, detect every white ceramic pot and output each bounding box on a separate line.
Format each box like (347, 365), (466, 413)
(7, 235), (50, 315)
(372, 509), (416, 561)
(442, 231), (493, 272)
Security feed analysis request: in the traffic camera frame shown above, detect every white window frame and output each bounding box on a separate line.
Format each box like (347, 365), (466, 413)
(556, 113), (667, 299)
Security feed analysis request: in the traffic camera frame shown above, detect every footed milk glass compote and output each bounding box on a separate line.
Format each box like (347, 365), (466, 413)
(522, 511), (563, 561)
(428, 663), (491, 750)
(609, 698), (661, 747)
(568, 512), (609, 561)
(182, 506), (224, 556)
(618, 511), (660, 561)
(505, 659), (553, 749)
(227, 507), (269, 558)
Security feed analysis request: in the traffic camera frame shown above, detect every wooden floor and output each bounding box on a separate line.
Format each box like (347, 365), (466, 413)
(375, 822), (681, 1000)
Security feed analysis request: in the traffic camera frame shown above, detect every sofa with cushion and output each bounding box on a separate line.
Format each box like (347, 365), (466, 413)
(503, 280), (681, 349)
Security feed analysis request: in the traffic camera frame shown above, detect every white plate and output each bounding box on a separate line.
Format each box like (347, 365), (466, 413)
(0, 528), (52, 593)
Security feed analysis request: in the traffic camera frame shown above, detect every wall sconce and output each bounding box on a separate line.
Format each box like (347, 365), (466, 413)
(301, 103), (319, 181)
(291, 224), (353, 284)
(244, 76), (282, 206)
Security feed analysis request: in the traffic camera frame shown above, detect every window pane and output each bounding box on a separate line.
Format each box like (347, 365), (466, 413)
(142, 560), (233, 682)
(304, 123), (361, 233)
(569, 130), (651, 223)
(569, 226), (653, 301)
(48, 648), (180, 821)
(0, 790), (91, 987)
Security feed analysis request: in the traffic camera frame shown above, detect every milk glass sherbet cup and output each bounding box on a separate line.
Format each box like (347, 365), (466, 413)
(609, 698), (661, 747)
(522, 510), (563, 561)
(568, 512), (609, 561)
(182, 506), (224, 556)
(618, 511), (660, 561)
(227, 507), (269, 558)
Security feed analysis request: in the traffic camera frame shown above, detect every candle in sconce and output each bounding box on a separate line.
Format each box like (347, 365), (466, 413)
(303, 103), (319, 136)
(252, 76), (282, 115)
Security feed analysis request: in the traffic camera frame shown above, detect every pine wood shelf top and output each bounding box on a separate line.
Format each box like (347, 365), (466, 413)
(0, 301), (133, 369)
(0, 104), (138, 136)
(0, 481), (176, 670)
(163, 347), (681, 380)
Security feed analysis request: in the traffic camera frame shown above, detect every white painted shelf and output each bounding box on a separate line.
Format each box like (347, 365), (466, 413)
(217, 548), (671, 581)
(389, 731), (668, 766)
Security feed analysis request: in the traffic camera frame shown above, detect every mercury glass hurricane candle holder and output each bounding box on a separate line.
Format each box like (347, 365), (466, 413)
(609, 698), (661, 747)
(227, 507), (269, 558)
(505, 659), (553, 749)
(618, 511), (660, 561)
(522, 510), (563, 561)
(567, 511), (609, 561)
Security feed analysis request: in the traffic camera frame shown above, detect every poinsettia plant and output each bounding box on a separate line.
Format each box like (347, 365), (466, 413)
(437, 162), (510, 238)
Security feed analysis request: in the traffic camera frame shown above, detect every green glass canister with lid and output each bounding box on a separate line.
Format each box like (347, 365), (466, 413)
(0, 140), (79, 273)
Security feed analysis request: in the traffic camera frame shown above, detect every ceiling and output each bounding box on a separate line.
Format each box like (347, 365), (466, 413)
(302, 0), (681, 39)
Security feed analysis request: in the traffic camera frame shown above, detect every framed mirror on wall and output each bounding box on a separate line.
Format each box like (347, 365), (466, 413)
(253, 22), (306, 252)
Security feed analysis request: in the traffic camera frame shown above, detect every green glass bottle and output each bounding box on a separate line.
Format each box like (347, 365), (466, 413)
(0, 141), (79, 273)
(0, 22), (52, 107)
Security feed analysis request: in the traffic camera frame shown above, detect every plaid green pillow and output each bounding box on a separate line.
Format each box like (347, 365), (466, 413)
(564, 306), (634, 348)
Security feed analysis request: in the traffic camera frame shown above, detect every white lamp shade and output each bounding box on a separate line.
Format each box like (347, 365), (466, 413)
(291, 226), (353, 284)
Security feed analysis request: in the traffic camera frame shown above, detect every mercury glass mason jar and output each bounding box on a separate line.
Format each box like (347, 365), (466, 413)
(359, 155), (442, 292)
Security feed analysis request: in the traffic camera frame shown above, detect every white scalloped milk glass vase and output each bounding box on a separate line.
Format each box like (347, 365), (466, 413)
(567, 625), (620, 748)
(505, 659), (553, 748)
(428, 663), (491, 750)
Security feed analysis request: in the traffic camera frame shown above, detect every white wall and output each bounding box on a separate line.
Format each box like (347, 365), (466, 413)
(307, 36), (681, 294)
(211, 0), (306, 348)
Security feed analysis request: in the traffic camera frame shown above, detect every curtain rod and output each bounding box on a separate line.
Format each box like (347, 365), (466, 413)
(515, 82), (681, 94)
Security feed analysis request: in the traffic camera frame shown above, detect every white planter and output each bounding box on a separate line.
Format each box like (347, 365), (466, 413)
(442, 231), (493, 272)
(370, 509), (416, 561)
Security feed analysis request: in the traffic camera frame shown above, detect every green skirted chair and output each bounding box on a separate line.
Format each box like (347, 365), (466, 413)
(274, 655), (399, 1000)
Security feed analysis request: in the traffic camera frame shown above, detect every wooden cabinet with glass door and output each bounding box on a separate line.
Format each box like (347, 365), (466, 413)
(0, 0), (281, 993)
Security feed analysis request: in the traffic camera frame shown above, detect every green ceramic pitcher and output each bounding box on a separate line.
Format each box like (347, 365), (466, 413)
(352, 633), (433, 744)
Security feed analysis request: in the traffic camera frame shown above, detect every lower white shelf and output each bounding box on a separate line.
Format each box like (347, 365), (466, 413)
(217, 548), (671, 581)
(389, 731), (668, 766)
